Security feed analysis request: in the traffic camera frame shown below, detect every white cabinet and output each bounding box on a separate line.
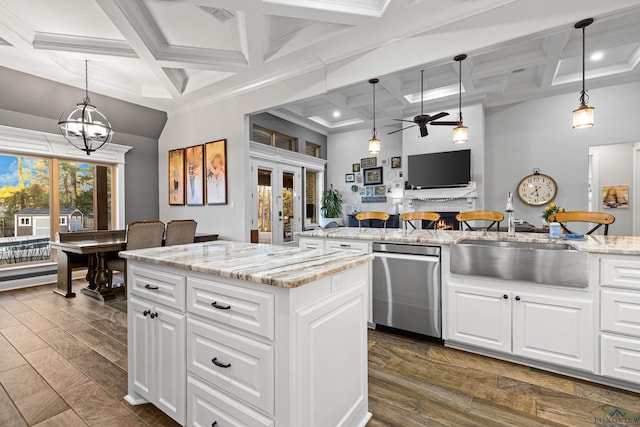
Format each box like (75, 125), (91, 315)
(447, 281), (594, 371)
(127, 295), (186, 424)
(324, 239), (370, 254)
(298, 238), (323, 250)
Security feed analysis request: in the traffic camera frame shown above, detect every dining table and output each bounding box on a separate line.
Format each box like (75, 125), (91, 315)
(50, 232), (219, 301)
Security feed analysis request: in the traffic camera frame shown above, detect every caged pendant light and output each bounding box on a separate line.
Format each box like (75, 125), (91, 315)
(572, 18), (595, 129)
(58, 60), (114, 155)
(453, 54), (468, 144)
(368, 78), (381, 154)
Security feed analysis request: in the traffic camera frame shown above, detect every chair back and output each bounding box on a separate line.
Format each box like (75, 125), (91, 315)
(165, 219), (198, 246)
(550, 211), (615, 235)
(456, 211), (504, 231)
(125, 220), (165, 250)
(401, 212), (441, 230)
(355, 211), (390, 229)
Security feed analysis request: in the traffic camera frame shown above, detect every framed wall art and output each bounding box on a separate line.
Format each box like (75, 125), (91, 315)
(205, 139), (227, 205)
(602, 185), (629, 208)
(168, 148), (185, 205)
(185, 144), (204, 205)
(345, 173), (355, 183)
(363, 166), (383, 185)
(374, 185), (387, 196)
(361, 157), (377, 168)
(352, 163), (361, 172)
(391, 156), (401, 168)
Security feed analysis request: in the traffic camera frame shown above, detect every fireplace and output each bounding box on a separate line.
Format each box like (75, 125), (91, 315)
(423, 211), (460, 230)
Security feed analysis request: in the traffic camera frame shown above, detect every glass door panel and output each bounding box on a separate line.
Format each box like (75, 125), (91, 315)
(282, 171), (294, 243)
(257, 168), (273, 244)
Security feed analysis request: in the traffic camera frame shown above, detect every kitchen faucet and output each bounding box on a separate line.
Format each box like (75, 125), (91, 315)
(505, 192), (515, 237)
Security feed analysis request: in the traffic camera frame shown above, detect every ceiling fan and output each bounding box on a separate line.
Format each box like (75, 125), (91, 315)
(388, 69), (458, 137)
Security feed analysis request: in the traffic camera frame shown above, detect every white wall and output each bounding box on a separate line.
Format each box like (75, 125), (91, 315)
(486, 81), (640, 231)
(327, 128), (402, 221)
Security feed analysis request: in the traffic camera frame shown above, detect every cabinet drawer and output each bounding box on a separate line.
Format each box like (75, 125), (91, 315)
(325, 240), (370, 254)
(298, 238), (323, 250)
(187, 318), (274, 414)
(601, 289), (640, 337)
(187, 277), (275, 340)
(129, 263), (185, 310)
(187, 375), (274, 427)
(602, 258), (640, 290)
(601, 334), (640, 384)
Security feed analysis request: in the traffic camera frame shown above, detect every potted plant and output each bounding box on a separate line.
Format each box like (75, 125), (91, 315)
(319, 185), (343, 228)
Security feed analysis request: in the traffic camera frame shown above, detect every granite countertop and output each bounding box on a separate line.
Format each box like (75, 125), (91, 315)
(298, 228), (640, 255)
(120, 241), (373, 288)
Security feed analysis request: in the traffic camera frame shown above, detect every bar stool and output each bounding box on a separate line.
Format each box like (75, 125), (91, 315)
(401, 212), (441, 230)
(165, 219), (198, 245)
(550, 211), (615, 235)
(456, 211), (504, 231)
(355, 211), (390, 230)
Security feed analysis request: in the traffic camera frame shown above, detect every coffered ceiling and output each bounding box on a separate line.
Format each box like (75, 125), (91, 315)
(0, 0), (638, 134)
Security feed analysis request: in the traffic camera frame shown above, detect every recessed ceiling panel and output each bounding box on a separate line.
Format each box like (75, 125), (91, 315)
(554, 43), (640, 85)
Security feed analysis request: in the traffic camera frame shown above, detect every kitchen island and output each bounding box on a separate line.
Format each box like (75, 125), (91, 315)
(120, 241), (373, 426)
(299, 228), (640, 394)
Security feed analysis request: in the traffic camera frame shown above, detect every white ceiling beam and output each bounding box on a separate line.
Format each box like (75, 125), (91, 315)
(0, 2), (34, 48)
(379, 77), (411, 107)
(538, 32), (570, 89)
(265, 22), (352, 62)
(237, 10), (266, 67)
(32, 32), (138, 58)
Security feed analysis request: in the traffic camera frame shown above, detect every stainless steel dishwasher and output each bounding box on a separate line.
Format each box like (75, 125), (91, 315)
(372, 243), (441, 338)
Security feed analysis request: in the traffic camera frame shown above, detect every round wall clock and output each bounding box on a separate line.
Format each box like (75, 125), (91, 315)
(516, 171), (557, 206)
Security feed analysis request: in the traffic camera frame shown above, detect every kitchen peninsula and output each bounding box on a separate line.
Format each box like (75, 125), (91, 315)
(299, 228), (640, 394)
(120, 241), (373, 426)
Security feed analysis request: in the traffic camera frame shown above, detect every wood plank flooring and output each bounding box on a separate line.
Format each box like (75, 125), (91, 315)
(0, 279), (638, 426)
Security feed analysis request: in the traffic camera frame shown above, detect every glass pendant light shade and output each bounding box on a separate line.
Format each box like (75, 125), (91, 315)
(58, 60), (114, 155)
(572, 104), (595, 128)
(453, 124), (468, 144)
(368, 137), (381, 154)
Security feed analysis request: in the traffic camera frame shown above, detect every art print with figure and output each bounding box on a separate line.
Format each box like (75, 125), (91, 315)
(168, 148), (185, 205)
(185, 144), (204, 205)
(602, 185), (629, 208)
(205, 139), (227, 205)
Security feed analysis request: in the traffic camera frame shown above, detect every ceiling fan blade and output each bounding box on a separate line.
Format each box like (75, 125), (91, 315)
(388, 125), (417, 135)
(419, 124), (428, 137)
(393, 119), (416, 123)
(428, 112), (449, 121)
(430, 121), (459, 126)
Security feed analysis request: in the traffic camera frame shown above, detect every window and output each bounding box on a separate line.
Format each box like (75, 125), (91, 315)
(252, 125), (297, 152)
(19, 217), (31, 226)
(59, 216), (67, 226)
(305, 142), (321, 158)
(304, 169), (322, 227)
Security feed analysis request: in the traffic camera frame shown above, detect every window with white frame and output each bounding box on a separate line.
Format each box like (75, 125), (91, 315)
(19, 217), (31, 226)
(59, 216), (67, 226)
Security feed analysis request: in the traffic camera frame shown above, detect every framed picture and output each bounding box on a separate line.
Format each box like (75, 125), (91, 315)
(361, 157), (377, 168)
(365, 186), (374, 197)
(391, 156), (401, 168)
(168, 148), (185, 205)
(381, 159), (389, 166)
(345, 173), (355, 183)
(352, 163), (361, 172)
(602, 185), (629, 209)
(205, 139), (227, 205)
(363, 166), (383, 185)
(374, 185), (386, 196)
(185, 144), (204, 206)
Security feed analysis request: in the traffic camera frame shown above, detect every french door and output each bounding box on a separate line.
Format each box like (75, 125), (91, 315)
(251, 160), (301, 245)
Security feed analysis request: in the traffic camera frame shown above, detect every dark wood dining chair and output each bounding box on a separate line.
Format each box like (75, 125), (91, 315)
(550, 211), (615, 235)
(165, 219), (198, 246)
(456, 211), (504, 231)
(401, 212), (441, 230)
(106, 220), (165, 299)
(355, 211), (390, 229)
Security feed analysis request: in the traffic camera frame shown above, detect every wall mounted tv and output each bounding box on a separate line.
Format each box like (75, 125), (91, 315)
(408, 149), (471, 188)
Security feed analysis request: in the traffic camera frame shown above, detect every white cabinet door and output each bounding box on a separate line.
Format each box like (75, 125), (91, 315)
(155, 304), (186, 423)
(601, 289), (640, 337)
(128, 296), (154, 401)
(447, 284), (511, 352)
(601, 334), (640, 383)
(512, 292), (594, 372)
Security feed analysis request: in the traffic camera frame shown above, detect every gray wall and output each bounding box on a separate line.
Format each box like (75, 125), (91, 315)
(249, 112), (327, 159)
(0, 66), (167, 223)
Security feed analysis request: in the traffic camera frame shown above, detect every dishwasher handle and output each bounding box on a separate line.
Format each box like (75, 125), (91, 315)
(374, 251), (439, 262)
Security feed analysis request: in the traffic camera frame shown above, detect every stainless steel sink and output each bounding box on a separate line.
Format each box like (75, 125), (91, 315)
(451, 239), (588, 288)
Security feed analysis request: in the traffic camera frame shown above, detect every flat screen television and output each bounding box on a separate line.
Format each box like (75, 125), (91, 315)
(407, 149), (471, 188)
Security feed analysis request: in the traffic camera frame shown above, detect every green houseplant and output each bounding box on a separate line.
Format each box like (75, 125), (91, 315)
(319, 185), (343, 227)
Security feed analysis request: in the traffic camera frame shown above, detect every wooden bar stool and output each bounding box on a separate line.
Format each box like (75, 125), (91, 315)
(401, 212), (441, 230)
(456, 211), (504, 231)
(550, 211), (615, 235)
(355, 211), (390, 230)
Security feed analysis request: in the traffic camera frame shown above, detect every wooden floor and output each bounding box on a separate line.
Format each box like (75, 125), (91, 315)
(1, 281), (639, 426)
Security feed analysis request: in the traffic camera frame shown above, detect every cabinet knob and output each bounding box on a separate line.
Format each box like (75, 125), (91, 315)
(211, 301), (231, 310)
(143, 310), (150, 317)
(211, 357), (231, 368)
(212, 422), (218, 427)
(150, 312), (158, 319)
(144, 284), (159, 290)
(503, 294), (508, 299)
(515, 296), (521, 301)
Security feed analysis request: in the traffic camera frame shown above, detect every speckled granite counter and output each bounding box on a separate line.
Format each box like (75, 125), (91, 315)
(299, 228), (640, 255)
(120, 240), (373, 288)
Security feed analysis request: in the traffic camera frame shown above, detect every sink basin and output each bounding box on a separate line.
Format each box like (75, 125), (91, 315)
(451, 239), (588, 288)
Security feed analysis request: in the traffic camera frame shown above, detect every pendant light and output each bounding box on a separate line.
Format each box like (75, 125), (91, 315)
(453, 54), (468, 144)
(368, 78), (381, 154)
(572, 18), (595, 129)
(58, 60), (114, 155)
